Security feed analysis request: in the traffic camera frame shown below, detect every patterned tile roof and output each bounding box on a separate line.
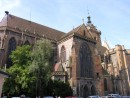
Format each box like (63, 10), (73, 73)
(0, 13), (65, 41)
(53, 71), (67, 75)
(61, 23), (93, 39)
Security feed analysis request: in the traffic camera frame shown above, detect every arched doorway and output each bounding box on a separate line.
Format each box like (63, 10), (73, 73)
(91, 85), (96, 95)
(104, 78), (108, 95)
(83, 84), (89, 98)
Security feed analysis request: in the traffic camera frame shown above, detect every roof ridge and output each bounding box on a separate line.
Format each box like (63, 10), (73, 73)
(0, 13), (65, 41)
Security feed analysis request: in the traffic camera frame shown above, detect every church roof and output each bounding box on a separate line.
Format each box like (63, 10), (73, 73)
(71, 23), (93, 38)
(60, 23), (94, 40)
(0, 12), (65, 41)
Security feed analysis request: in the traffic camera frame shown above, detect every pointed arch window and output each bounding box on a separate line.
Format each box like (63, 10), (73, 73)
(60, 46), (66, 63)
(79, 42), (92, 78)
(7, 37), (17, 67)
(24, 40), (30, 45)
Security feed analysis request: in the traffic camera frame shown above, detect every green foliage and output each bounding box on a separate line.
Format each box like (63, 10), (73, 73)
(3, 45), (34, 96)
(45, 80), (73, 97)
(29, 38), (53, 97)
(30, 39), (53, 72)
(2, 40), (72, 97)
(10, 45), (31, 66)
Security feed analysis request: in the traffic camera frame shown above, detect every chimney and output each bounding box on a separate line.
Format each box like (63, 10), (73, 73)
(5, 11), (9, 15)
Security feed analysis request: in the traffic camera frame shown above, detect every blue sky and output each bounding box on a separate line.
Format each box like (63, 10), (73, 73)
(0, 0), (130, 49)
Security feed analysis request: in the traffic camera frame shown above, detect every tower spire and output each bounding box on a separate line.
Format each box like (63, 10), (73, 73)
(82, 18), (84, 24)
(87, 10), (91, 23)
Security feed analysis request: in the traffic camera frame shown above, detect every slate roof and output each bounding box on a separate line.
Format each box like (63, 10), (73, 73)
(0, 13), (65, 41)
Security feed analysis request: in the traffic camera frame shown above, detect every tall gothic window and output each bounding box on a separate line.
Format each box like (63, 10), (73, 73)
(79, 42), (92, 78)
(7, 37), (17, 67)
(60, 46), (66, 63)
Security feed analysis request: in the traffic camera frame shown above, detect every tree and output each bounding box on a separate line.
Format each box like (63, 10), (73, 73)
(3, 45), (35, 96)
(29, 38), (53, 97)
(52, 80), (73, 97)
(44, 80), (73, 97)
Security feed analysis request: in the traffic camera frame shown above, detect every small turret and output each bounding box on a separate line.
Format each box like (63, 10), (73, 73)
(87, 16), (91, 23)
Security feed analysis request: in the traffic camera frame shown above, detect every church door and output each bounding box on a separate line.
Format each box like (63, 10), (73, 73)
(83, 84), (89, 98)
(91, 85), (96, 95)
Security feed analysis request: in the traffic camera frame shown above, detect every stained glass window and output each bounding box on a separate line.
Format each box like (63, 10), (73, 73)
(79, 42), (92, 78)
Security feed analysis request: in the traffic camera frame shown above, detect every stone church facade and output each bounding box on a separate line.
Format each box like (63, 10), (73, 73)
(0, 11), (130, 97)
(102, 43), (130, 95)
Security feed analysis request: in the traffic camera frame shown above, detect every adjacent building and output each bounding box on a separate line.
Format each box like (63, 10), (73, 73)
(102, 43), (130, 95)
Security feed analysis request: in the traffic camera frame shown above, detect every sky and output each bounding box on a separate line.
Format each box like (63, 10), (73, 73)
(0, 0), (130, 49)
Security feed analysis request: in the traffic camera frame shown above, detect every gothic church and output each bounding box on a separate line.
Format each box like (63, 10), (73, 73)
(0, 11), (129, 97)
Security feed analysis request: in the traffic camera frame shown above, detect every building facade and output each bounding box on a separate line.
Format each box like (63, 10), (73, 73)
(0, 11), (130, 97)
(102, 43), (130, 95)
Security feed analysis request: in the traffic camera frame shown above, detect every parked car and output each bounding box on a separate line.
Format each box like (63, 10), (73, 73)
(87, 95), (100, 98)
(108, 94), (122, 98)
(44, 96), (53, 98)
(101, 96), (116, 98)
(122, 96), (130, 98)
(66, 96), (82, 98)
